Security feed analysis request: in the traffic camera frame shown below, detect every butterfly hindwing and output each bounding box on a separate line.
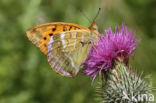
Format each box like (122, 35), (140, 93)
(47, 30), (93, 77)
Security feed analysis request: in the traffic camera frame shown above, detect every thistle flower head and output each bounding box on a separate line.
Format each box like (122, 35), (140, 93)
(84, 23), (139, 79)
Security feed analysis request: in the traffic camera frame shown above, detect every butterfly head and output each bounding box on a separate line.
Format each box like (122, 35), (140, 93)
(88, 22), (99, 35)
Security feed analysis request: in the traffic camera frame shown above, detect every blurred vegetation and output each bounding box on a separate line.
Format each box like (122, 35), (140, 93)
(0, 0), (155, 103)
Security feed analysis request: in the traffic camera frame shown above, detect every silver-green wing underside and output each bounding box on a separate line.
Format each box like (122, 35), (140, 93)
(47, 30), (95, 77)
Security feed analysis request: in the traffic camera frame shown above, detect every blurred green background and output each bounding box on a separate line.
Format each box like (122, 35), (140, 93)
(0, 0), (155, 103)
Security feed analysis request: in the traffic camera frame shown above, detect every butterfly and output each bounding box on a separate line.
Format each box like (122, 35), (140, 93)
(26, 21), (99, 77)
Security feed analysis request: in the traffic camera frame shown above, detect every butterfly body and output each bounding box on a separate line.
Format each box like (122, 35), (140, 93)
(26, 22), (99, 77)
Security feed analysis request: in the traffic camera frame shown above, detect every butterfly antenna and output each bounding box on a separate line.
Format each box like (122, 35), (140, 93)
(92, 8), (101, 22)
(80, 9), (92, 23)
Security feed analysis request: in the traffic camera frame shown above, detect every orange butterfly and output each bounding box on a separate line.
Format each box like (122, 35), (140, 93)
(26, 10), (100, 77)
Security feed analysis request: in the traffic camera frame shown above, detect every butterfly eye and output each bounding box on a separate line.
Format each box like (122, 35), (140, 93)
(88, 41), (92, 44)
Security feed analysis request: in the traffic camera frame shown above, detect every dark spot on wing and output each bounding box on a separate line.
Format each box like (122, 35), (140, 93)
(63, 26), (66, 31)
(49, 33), (53, 36)
(69, 26), (72, 31)
(52, 28), (56, 32)
(43, 37), (47, 40)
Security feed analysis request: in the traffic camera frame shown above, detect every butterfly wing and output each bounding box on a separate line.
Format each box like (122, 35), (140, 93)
(47, 30), (95, 77)
(26, 22), (88, 54)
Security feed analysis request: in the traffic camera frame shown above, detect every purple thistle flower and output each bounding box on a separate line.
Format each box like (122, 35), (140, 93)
(84, 23), (139, 79)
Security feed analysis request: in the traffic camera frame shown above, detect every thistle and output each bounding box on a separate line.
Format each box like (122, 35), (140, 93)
(84, 23), (154, 103)
(97, 62), (153, 103)
(84, 23), (138, 79)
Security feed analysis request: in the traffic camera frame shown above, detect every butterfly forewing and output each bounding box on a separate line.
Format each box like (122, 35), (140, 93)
(47, 30), (93, 77)
(26, 22), (89, 54)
